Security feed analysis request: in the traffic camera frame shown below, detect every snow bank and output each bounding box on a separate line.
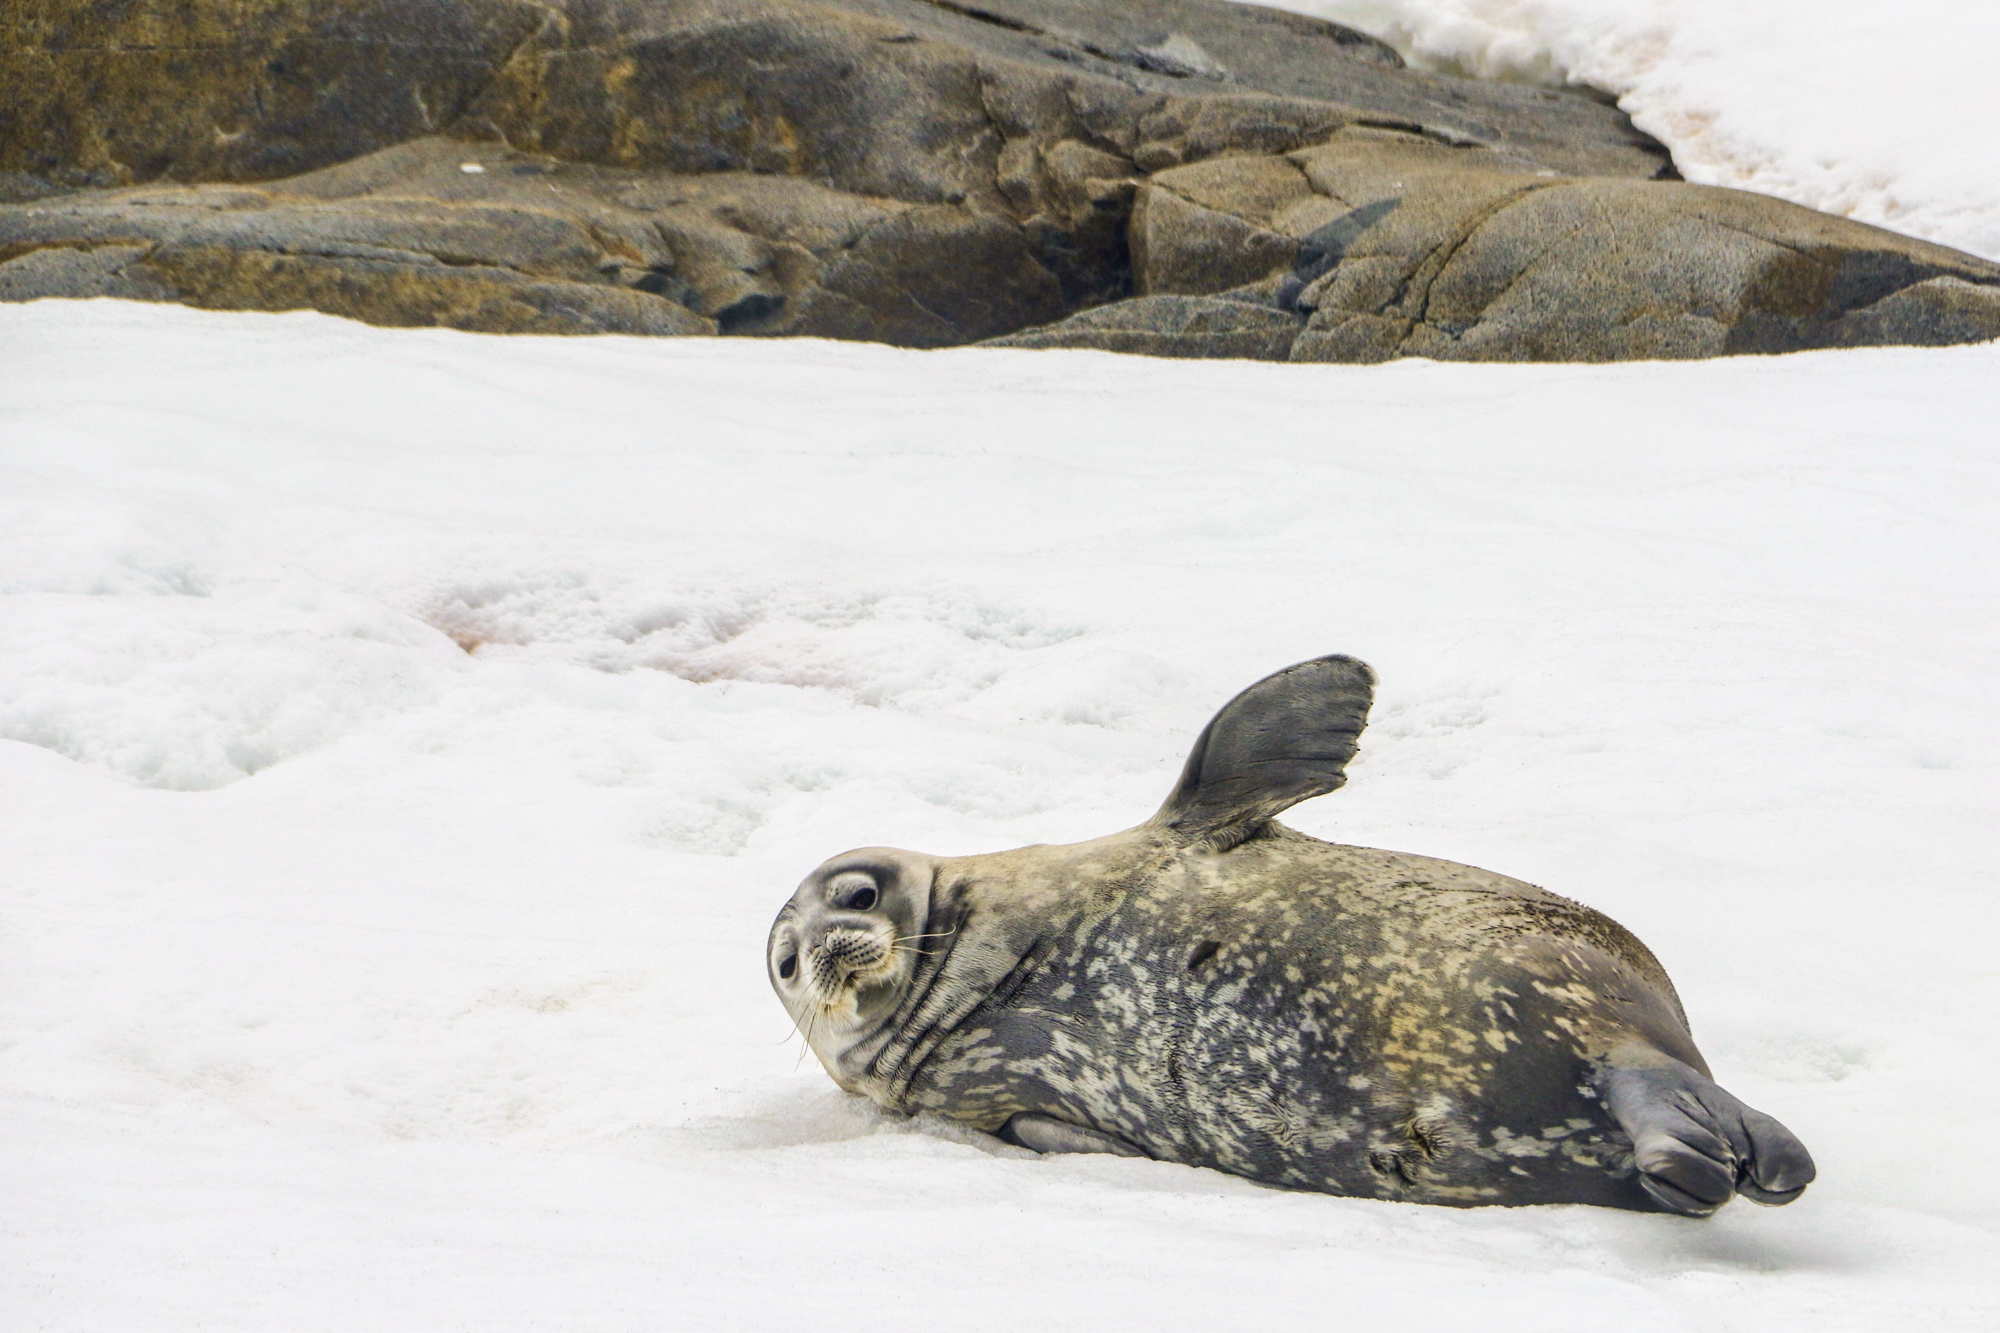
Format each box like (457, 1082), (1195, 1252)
(3, 300), (1998, 1328)
(1265, 0), (2000, 261)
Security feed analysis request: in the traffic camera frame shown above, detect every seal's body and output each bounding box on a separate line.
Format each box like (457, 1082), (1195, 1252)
(768, 657), (1815, 1215)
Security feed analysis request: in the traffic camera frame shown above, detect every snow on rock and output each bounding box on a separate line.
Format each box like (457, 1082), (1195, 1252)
(1267, 0), (2000, 261)
(2, 299), (1998, 1329)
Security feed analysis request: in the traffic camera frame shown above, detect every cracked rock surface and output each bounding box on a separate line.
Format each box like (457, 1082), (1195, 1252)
(4, 0), (1997, 358)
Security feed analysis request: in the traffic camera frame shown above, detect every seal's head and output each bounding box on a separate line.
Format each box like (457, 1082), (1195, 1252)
(767, 848), (938, 1084)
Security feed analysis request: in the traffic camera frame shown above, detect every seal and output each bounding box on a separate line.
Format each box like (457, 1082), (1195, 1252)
(766, 656), (1816, 1215)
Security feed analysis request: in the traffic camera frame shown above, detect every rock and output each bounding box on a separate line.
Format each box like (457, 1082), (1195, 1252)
(2, 0), (1996, 358)
(0, 0), (553, 187)
(1064, 128), (2000, 360)
(1821, 277), (2000, 350)
(985, 292), (1301, 359)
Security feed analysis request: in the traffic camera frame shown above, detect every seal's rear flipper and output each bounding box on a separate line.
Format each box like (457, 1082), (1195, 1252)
(998, 1113), (1148, 1158)
(1598, 1056), (1817, 1216)
(1153, 655), (1376, 849)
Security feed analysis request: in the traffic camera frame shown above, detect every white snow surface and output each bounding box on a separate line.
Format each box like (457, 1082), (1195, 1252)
(1264, 0), (2000, 261)
(4, 299), (2000, 1329)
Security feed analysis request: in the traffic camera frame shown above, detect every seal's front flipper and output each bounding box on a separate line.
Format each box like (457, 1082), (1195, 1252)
(1153, 655), (1376, 849)
(999, 1113), (1148, 1158)
(1598, 1056), (1817, 1216)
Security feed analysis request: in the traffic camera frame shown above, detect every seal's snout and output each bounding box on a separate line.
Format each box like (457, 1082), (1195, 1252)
(812, 925), (892, 987)
(820, 925), (889, 967)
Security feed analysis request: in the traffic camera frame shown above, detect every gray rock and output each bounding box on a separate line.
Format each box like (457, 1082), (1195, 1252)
(1134, 130), (2000, 361)
(0, 244), (174, 301)
(2, 0), (1995, 358)
(1821, 277), (2000, 349)
(985, 292), (1301, 358)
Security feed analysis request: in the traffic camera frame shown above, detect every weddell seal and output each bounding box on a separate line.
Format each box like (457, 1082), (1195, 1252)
(765, 656), (1816, 1215)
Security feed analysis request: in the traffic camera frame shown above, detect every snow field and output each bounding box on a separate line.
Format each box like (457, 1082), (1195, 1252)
(2, 299), (1998, 1328)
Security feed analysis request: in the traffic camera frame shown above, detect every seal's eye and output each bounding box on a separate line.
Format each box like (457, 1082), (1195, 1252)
(827, 871), (881, 912)
(777, 953), (798, 980)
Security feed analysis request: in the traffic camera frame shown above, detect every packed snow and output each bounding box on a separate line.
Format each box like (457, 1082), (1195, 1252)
(1270, 0), (2000, 261)
(4, 298), (1998, 1328)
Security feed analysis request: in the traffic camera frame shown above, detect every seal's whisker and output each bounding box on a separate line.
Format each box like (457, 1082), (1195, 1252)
(776, 999), (810, 1047)
(793, 1002), (823, 1071)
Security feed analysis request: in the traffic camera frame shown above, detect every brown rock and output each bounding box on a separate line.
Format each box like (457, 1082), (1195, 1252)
(985, 292), (1301, 359)
(3, 0), (1995, 359)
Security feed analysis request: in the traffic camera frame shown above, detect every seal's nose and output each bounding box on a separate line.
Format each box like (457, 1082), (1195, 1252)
(820, 924), (884, 964)
(813, 925), (888, 982)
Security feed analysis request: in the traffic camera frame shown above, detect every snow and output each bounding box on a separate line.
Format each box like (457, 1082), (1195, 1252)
(1268, 0), (2000, 261)
(4, 297), (1998, 1328)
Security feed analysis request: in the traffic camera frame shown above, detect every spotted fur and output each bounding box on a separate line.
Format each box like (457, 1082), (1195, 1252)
(767, 657), (1815, 1214)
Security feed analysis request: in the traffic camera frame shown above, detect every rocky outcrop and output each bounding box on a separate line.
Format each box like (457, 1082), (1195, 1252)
(4, 0), (1997, 358)
(1000, 129), (2000, 360)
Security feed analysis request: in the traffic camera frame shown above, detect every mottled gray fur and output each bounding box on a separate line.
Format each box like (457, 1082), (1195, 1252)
(768, 657), (1814, 1214)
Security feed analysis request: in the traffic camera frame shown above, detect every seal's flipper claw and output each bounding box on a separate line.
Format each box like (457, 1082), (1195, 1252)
(1730, 1103), (1817, 1205)
(1600, 1057), (1817, 1216)
(1154, 655), (1375, 848)
(1635, 1171), (1725, 1218)
(1630, 1127), (1735, 1216)
(998, 1113), (1148, 1159)
(1737, 1180), (1808, 1207)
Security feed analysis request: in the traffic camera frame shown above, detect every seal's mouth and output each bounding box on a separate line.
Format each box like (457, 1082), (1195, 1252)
(804, 925), (896, 1009)
(808, 928), (896, 992)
